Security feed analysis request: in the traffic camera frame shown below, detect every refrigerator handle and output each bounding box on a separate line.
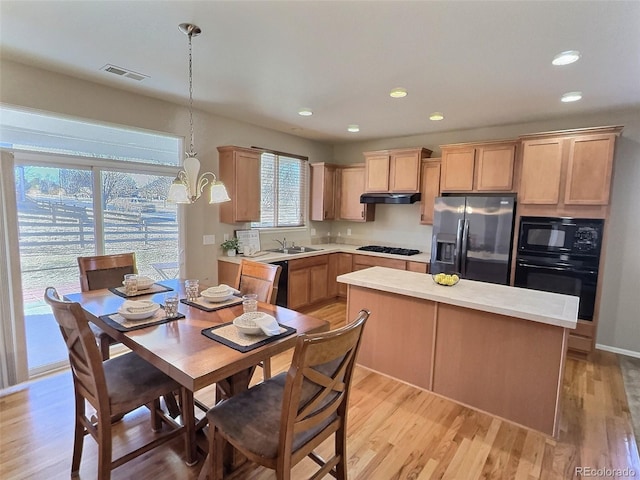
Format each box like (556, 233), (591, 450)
(461, 219), (470, 276)
(455, 219), (463, 273)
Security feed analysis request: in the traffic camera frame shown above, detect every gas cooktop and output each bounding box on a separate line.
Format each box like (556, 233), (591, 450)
(356, 245), (421, 256)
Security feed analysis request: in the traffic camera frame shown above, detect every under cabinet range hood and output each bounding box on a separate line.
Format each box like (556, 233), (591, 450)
(360, 192), (421, 204)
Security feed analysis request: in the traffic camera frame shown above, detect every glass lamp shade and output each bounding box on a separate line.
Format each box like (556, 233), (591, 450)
(167, 178), (190, 203)
(210, 181), (231, 204)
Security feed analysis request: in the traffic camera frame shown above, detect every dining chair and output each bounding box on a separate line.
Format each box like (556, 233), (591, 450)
(232, 259), (282, 380)
(77, 252), (137, 361)
(201, 309), (370, 480)
(44, 287), (188, 480)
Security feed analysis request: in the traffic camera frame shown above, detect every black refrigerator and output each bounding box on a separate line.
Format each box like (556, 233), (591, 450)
(430, 195), (516, 285)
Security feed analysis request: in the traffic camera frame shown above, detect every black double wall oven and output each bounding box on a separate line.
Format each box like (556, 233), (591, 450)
(514, 216), (604, 321)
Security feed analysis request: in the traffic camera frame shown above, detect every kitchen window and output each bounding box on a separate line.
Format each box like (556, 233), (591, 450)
(251, 149), (308, 229)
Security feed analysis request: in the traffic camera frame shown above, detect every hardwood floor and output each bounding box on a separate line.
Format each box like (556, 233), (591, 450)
(1, 300), (638, 479)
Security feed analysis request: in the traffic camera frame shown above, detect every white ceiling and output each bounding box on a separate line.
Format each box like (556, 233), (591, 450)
(1, 1), (639, 144)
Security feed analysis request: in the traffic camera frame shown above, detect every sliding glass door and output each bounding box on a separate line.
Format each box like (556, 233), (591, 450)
(15, 161), (178, 374)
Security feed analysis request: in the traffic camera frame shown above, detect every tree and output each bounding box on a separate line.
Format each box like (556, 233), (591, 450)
(102, 172), (137, 207)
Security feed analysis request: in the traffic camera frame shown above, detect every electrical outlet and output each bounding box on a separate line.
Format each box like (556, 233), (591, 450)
(347, 229), (352, 236)
(203, 234), (216, 245)
(311, 228), (316, 236)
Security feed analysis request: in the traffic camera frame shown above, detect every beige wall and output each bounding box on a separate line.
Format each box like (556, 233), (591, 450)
(0, 59), (333, 283)
(1, 59), (637, 355)
(332, 109), (640, 355)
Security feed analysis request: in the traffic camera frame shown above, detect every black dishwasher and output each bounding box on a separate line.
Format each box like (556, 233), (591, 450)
(269, 260), (288, 307)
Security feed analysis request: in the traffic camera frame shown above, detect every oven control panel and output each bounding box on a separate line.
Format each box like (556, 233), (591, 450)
(573, 226), (601, 253)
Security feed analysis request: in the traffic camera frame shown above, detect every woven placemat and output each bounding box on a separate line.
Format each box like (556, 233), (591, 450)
(201, 322), (297, 352)
(181, 295), (243, 312)
(99, 308), (185, 332)
(108, 283), (174, 298)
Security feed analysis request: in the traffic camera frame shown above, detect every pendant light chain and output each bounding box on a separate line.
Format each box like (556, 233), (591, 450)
(187, 29), (196, 157)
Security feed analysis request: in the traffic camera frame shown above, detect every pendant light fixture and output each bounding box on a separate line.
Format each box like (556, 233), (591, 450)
(168, 23), (230, 204)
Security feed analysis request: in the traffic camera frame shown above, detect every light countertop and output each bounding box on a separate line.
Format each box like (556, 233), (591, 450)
(218, 243), (432, 265)
(337, 266), (578, 329)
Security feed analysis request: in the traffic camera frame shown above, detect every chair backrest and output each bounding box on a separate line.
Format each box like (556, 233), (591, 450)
(77, 253), (137, 292)
(234, 259), (282, 304)
(43, 287), (109, 415)
(278, 309), (369, 464)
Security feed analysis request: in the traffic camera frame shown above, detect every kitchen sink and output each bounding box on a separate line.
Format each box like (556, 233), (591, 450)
(266, 246), (323, 254)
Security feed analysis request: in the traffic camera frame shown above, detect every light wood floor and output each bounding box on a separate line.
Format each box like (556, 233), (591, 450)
(1, 301), (638, 479)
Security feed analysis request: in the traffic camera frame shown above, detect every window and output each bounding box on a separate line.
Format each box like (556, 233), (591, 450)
(251, 150), (308, 229)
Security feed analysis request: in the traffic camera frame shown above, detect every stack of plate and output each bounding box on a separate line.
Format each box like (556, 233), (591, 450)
(118, 300), (160, 320)
(200, 285), (233, 303)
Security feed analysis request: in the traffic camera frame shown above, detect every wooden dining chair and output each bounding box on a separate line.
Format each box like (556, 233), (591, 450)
(201, 309), (370, 480)
(233, 259), (282, 380)
(77, 252), (137, 361)
(44, 287), (188, 480)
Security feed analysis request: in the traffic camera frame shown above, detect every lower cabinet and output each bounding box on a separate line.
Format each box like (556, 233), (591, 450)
(288, 256), (330, 310)
(352, 254), (407, 271)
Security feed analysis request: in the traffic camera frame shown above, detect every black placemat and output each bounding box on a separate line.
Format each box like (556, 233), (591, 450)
(201, 322), (297, 352)
(99, 310), (185, 332)
(181, 295), (243, 312)
(108, 283), (174, 298)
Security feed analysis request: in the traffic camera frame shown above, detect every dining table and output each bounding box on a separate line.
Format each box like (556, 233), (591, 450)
(64, 278), (330, 469)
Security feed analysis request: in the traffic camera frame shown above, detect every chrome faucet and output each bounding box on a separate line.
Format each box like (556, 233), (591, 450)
(274, 237), (287, 249)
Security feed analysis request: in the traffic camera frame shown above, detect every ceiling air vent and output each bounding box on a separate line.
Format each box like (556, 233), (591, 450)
(101, 64), (149, 81)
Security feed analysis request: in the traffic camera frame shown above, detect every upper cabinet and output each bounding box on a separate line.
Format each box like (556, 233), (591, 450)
(518, 126), (622, 207)
(339, 164), (375, 222)
(309, 163), (338, 221)
(217, 146), (262, 223)
(440, 141), (516, 192)
(420, 158), (441, 225)
(364, 148), (432, 193)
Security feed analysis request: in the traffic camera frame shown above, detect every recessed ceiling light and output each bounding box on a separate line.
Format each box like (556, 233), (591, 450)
(561, 91), (583, 103)
(389, 88), (407, 98)
(429, 112), (444, 121)
(347, 125), (360, 133)
(552, 50), (581, 66)
(298, 108), (313, 116)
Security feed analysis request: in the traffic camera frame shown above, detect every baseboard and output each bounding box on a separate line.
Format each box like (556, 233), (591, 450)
(595, 343), (640, 359)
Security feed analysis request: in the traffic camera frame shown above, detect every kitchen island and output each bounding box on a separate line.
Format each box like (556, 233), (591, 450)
(338, 267), (578, 437)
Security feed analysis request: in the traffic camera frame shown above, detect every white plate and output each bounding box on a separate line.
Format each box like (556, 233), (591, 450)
(117, 302), (160, 320)
(121, 275), (155, 290)
(201, 291), (234, 303)
(233, 312), (276, 335)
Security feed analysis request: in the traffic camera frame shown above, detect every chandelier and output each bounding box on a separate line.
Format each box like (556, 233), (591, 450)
(168, 23), (230, 204)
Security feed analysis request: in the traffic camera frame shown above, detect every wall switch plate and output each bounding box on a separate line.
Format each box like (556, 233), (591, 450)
(203, 234), (216, 245)
(311, 228), (316, 236)
(347, 229), (352, 236)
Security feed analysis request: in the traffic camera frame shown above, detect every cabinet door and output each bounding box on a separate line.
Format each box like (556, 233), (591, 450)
(420, 159), (441, 225)
(564, 134), (616, 205)
(441, 148), (475, 191)
(519, 139), (563, 204)
(364, 154), (390, 192)
(476, 144), (515, 191)
(309, 264), (329, 304)
(337, 253), (352, 297)
(327, 253), (338, 297)
(287, 269), (309, 310)
(310, 164), (336, 221)
(233, 150), (261, 221)
(389, 151), (421, 192)
(340, 167), (368, 221)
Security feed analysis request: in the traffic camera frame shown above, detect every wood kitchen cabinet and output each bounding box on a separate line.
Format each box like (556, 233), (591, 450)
(287, 255), (330, 310)
(309, 162), (338, 221)
(339, 164), (375, 222)
(352, 254), (407, 271)
(420, 158), (441, 225)
(217, 146), (262, 223)
(336, 253), (353, 297)
(518, 126), (622, 208)
(440, 141), (516, 192)
(364, 147), (432, 193)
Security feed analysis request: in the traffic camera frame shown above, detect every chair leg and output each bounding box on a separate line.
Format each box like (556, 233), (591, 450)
(335, 426), (347, 480)
(262, 358), (272, 380)
(71, 394), (85, 475)
(97, 413), (112, 480)
(211, 427), (225, 480)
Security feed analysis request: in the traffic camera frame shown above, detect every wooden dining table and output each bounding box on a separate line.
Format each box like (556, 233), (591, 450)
(64, 279), (329, 468)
